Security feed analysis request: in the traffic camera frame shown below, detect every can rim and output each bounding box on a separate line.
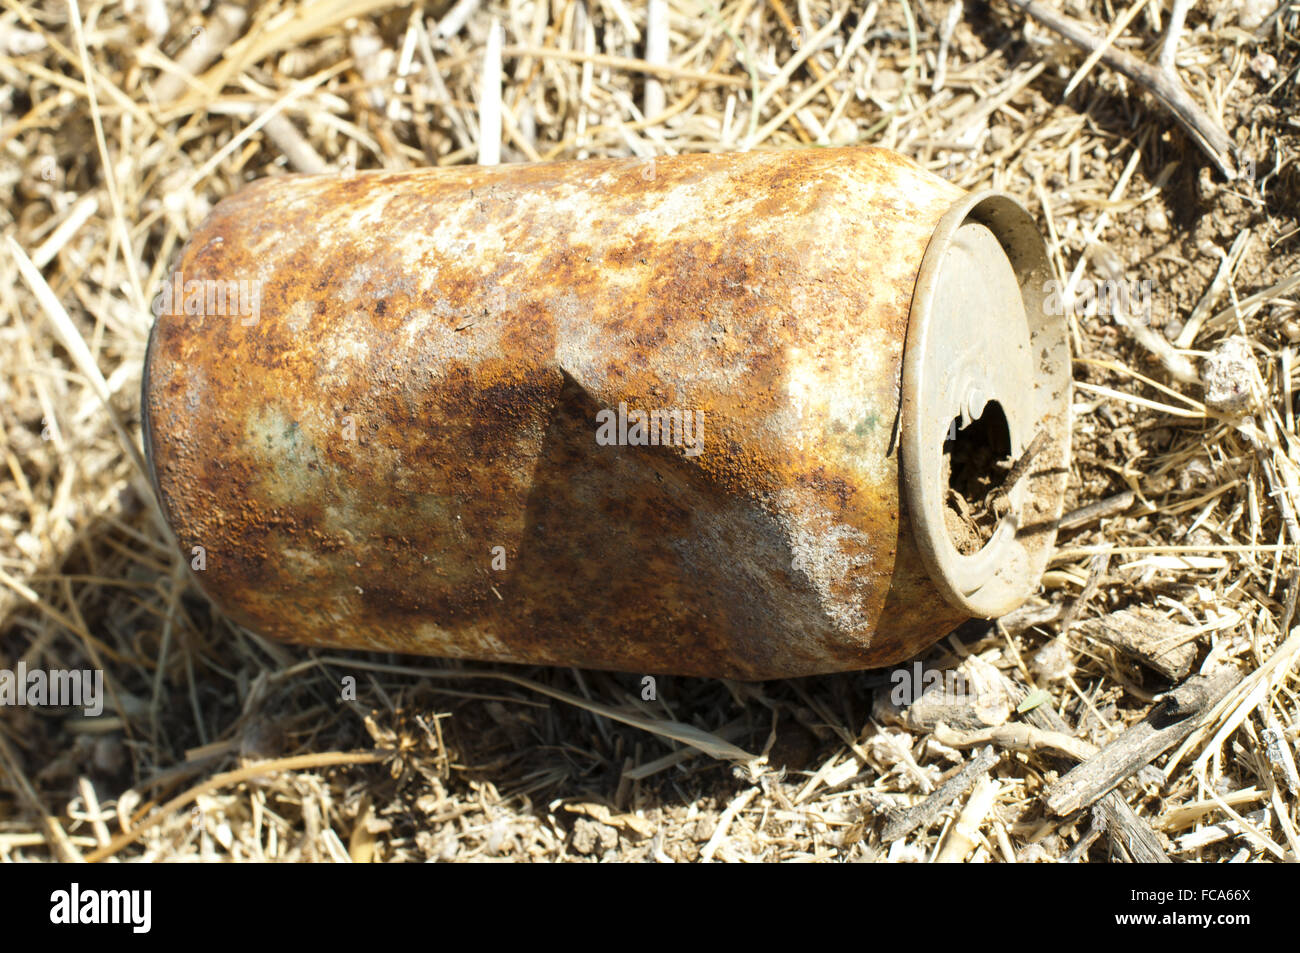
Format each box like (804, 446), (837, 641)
(900, 190), (1072, 617)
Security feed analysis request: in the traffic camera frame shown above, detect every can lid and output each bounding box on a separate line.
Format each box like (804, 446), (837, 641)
(901, 192), (1071, 618)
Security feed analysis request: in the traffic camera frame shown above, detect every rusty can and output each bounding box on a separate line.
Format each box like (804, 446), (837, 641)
(143, 146), (1070, 680)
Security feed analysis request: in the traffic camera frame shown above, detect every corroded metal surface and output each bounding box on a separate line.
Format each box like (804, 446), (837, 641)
(144, 146), (977, 679)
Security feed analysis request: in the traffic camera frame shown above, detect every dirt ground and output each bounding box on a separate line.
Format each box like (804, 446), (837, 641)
(2, 0), (1299, 862)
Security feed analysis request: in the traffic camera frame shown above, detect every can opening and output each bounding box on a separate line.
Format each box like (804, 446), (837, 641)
(943, 400), (1011, 556)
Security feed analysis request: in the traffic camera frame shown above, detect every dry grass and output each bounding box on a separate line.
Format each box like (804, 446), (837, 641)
(2, 0), (1299, 862)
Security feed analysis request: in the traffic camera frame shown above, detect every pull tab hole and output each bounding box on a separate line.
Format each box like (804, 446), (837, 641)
(942, 400), (1012, 555)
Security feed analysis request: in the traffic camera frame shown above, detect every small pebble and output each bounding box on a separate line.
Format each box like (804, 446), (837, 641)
(1201, 336), (1257, 414)
(987, 125), (1013, 152)
(1144, 204), (1169, 233)
(1250, 51), (1278, 81)
(571, 817), (619, 855)
(1197, 167), (1219, 201)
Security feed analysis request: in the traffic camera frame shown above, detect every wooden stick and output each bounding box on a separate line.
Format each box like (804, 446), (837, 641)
(1074, 607), (1199, 680)
(1094, 793), (1172, 862)
(881, 745), (999, 843)
(934, 720), (1098, 762)
(935, 775), (1001, 862)
(1043, 666), (1243, 816)
(1005, 0), (1236, 178)
(1057, 490), (1136, 530)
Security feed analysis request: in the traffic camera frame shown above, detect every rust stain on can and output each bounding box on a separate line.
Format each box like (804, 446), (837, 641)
(143, 146), (1065, 680)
